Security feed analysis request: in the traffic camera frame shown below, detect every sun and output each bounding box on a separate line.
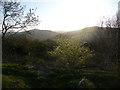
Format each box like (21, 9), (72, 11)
(37, 0), (116, 31)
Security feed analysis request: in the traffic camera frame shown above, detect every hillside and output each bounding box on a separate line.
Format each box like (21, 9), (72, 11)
(55, 26), (110, 39)
(20, 27), (105, 41)
(55, 26), (119, 44)
(21, 29), (60, 40)
(3, 26), (120, 88)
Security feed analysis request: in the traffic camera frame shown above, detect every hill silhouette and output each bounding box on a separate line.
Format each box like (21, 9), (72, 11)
(21, 29), (60, 40)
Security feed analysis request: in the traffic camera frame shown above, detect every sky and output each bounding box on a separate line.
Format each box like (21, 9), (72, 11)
(9, 0), (120, 31)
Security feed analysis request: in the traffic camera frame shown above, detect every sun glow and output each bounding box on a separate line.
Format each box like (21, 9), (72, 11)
(37, 0), (117, 31)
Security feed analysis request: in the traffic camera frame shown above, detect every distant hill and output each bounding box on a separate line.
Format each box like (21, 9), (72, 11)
(5, 26), (119, 42)
(21, 29), (60, 40)
(54, 27), (99, 39)
(55, 26), (118, 42)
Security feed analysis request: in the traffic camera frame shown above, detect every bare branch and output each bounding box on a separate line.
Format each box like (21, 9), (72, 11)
(1, 1), (39, 39)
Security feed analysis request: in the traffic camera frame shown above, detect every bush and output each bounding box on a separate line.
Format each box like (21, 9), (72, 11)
(49, 38), (94, 72)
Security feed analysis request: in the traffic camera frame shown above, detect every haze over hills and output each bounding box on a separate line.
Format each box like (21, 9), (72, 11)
(21, 29), (60, 40)
(19, 26), (118, 42)
(54, 26), (106, 40)
(22, 27), (99, 40)
(54, 26), (118, 40)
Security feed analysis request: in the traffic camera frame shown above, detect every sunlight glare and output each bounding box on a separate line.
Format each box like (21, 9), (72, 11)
(38, 0), (116, 31)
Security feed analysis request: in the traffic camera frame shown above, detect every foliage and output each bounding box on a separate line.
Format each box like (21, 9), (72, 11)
(83, 78), (95, 88)
(2, 35), (53, 65)
(49, 38), (94, 71)
(3, 75), (29, 88)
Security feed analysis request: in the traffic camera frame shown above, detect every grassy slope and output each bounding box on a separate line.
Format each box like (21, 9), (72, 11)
(3, 64), (120, 88)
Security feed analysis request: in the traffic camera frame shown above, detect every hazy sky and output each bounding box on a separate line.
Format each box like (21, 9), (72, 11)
(20, 0), (119, 31)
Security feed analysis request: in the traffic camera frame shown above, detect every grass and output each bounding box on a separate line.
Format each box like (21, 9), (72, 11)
(2, 63), (120, 88)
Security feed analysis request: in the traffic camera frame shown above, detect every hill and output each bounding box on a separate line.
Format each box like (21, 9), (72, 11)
(21, 29), (60, 40)
(55, 26), (118, 43)
(53, 26), (115, 46)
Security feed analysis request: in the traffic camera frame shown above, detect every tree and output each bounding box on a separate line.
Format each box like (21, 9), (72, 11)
(97, 14), (119, 71)
(0, 0), (39, 38)
(98, 13), (120, 29)
(49, 38), (94, 72)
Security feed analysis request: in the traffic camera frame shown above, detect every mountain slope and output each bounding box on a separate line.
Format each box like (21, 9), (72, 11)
(55, 26), (118, 42)
(22, 29), (60, 40)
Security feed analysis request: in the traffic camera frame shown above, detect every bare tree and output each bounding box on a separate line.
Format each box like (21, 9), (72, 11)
(98, 16), (105, 28)
(98, 14), (119, 29)
(105, 17), (112, 29)
(0, 0), (39, 39)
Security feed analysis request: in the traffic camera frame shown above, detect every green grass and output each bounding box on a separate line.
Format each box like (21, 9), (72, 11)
(2, 63), (120, 88)
(3, 75), (29, 88)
